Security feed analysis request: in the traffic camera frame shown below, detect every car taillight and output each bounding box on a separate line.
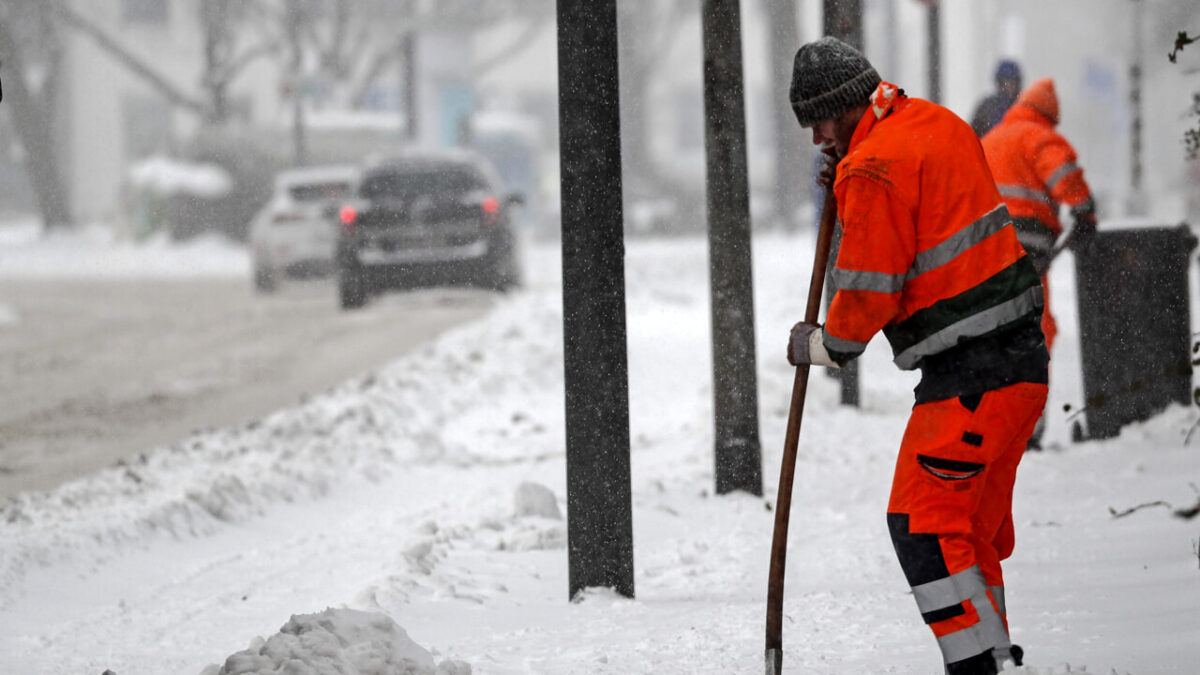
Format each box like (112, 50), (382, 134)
(481, 196), (500, 227)
(339, 205), (357, 233)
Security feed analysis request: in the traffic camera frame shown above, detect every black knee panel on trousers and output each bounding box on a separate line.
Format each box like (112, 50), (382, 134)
(887, 512), (950, 587)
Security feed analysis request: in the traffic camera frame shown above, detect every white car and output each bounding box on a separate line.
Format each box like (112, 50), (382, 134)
(249, 165), (360, 291)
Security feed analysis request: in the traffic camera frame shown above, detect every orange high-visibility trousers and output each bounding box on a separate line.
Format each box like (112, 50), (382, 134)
(886, 381), (1047, 673)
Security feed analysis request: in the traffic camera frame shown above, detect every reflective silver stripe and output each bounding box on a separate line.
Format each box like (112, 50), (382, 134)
(823, 331), (869, 356)
(908, 205), (1010, 279)
(893, 285), (1044, 370)
(914, 567), (1013, 665)
(972, 590), (1012, 648)
(912, 565), (986, 612)
(990, 585), (1006, 615)
(833, 203), (1012, 293)
(936, 621), (992, 663)
(832, 267), (906, 293)
(1046, 161), (1080, 191)
(1016, 230), (1056, 253)
(997, 184), (1054, 206)
(936, 595), (1011, 664)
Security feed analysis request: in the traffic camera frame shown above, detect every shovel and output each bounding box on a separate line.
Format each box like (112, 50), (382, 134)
(765, 187), (838, 675)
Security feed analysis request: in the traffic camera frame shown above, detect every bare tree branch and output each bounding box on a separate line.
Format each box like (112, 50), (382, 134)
(1169, 30), (1197, 63)
(473, 17), (549, 79)
(304, 0), (353, 76)
(629, 0), (692, 86)
(1176, 484), (1200, 520)
(347, 34), (409, 107)
(1175, 498), (1200, 520)
(58, 4), (208, 116)
(0, 12), (72, 227)
(42, 12), (64, 114)
(217, 40), (284, 84)
(1109, 501), (1172, 518)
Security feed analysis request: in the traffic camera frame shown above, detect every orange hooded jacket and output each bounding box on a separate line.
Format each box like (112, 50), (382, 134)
(824, 82), (1047, 403)
(980, 77), (1093, 253)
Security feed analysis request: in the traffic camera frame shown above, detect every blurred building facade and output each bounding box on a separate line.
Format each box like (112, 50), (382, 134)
(44, 0), (517, 228)
(3, 0), (1197, 230)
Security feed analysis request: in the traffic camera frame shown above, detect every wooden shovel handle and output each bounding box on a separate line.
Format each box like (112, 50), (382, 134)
(765, 187), (838, 672)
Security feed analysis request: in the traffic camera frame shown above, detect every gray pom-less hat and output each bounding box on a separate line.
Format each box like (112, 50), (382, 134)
(789, 37), (881, 128)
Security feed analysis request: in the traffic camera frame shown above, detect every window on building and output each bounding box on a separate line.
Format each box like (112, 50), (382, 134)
(123, 0), (169, 24)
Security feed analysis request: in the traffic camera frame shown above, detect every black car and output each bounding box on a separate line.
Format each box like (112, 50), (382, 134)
(335, 151), (523, 309)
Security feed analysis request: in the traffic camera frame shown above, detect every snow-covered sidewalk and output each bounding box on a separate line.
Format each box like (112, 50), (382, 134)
(1, 228), (1197, 674)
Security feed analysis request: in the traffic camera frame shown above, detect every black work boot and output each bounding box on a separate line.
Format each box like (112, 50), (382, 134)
(994, 644), (1024, 670)
(945, 650), (999, 675)
(1025, 412), (1046, 451)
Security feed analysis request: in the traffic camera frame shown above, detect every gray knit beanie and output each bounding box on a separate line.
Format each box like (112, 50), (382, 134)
(789, 37), (881, 128)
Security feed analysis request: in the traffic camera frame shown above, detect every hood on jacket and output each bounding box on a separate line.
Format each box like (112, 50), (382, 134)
(1015, 77), (1059, 126)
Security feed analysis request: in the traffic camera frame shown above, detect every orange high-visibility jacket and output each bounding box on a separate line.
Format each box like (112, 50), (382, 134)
(824, 82), (1046, 401)
(980, 78), (1093, 254)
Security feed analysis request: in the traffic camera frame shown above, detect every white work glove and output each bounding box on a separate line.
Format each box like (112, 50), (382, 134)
(786, 322), (841, 368)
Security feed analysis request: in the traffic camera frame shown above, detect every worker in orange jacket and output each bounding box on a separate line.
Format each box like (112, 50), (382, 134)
(981, 77), (1097, 448)
(786, 37), (1049, 674)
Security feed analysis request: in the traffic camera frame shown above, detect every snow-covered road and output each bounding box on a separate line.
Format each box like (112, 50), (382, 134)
(0, 227), (493, 496)
(1, 223), (1198, 674)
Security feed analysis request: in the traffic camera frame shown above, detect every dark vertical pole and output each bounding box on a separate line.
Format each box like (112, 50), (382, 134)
(286, 0), (307, 166)
(401, 33), (418, 141)
(823, 0), (863, 50)
(822, 0), (862, 408)
(702, 0), (762, 496)
(1128, 0), (1146, 214)
(927, 2), (942, 103)
(557, 0), (635, 600)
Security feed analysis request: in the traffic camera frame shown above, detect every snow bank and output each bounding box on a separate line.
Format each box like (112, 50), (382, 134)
(0, 286), (564, 601)
(0, 219), (247, 279)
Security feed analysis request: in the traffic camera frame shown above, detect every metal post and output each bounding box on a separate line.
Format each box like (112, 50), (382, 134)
(401, 33), (418, 141)
(557, 0), (635, 601)
(823, 0), (863, 50)
(286, 0), (307, 166)
(702, 0), (762, 496)
(822, 0), (862, 408)
(1128, 0), (1147, 215)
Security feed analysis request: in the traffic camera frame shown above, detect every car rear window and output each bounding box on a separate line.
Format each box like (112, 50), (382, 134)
(289, 182), (354, 202)
(359, 167), (485, 201)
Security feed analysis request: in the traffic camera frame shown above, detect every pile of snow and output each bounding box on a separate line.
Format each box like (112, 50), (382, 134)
(513, 481), (562, 520)
(1, 229), (1197, 674)
(199, 608), (469, 675)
